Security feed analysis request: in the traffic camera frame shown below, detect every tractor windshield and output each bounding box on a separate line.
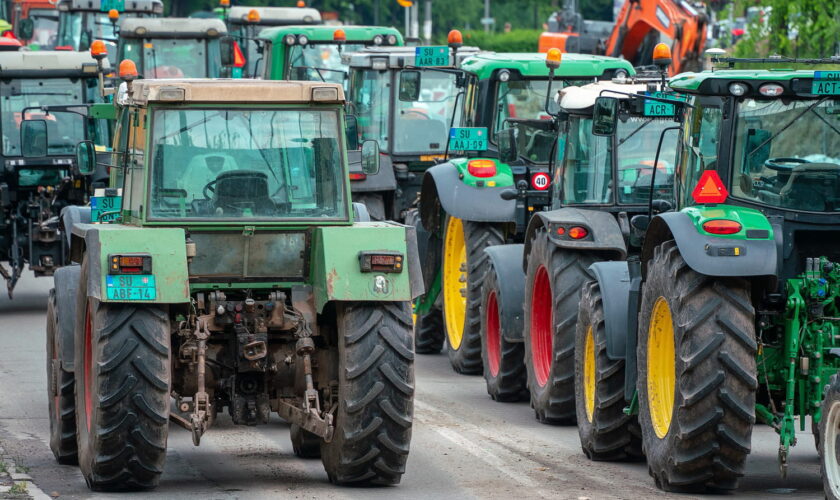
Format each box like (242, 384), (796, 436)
(26, 8), (59, 48)
(351, 69), (390, 150)
(121, 38), (216, 79)
(287, 43), (363, 87)
(148, 108), (347, 221)
(393, 71), (464, 155)
(731, 98), (840, 212)
(55, 11), (118, 49)
(560, 116), (677, 205)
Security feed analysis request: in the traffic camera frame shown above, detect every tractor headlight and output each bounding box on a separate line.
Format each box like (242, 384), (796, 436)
(284, 34), (297, 45)
(297, 34), (309, 46)
(729, 82), (748, 96)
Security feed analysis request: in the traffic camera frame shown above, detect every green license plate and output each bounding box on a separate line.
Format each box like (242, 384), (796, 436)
(449, 127), (488, 151)
(100, 0), (125, 12)
(813, 72), (840, 95)
(91, 195), (122, 223)
(644, 91), (682, 116)
(105, 275), (156, 301)
(414, 46), (449, 67)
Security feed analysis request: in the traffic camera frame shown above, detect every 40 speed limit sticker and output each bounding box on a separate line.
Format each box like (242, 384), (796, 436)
(531, 172), (551, 191)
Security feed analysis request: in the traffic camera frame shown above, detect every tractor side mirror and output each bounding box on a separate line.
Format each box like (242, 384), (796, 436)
(18, 18), (34, 41)
(75, 140), (96, 175)
(345, 114), (360, 151)
(220, 36), (235, 67)
(361, 140), (380, 175)
(496, 128), (518, 163)
(592, 96), (619, 136)
(398, 70), (421, 102)
(21, 119), (48, 158)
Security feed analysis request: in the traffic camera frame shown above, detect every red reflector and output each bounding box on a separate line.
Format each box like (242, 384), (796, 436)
(556, 226), (565, 235)
(467, 159), (496, 178)
(232, 41), (246, 68)
(568, 226), (588, 239)
(691, 170), (728, 204)
(55, 45), (73, 51)
(702, 220), (742, 235)
(349, 172), (367, 181)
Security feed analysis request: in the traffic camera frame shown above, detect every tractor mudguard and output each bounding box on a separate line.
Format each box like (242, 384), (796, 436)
(347, 150), (397, 192)
(60, 205), (91, 254)
(54, 265), (81, 372)
(352, 202), (371, 222)
(70, 224), (190, 304)
(484, 244), (526, 343)
(588, 261), (633, 361)
(642, 211), (777, 278)
(522, 208), (627, 270)
(419, 163), (516, 234)
(312, 222), (422, 312)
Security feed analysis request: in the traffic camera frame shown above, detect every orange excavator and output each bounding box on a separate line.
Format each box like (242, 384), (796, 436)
(539, 0), (708, 76)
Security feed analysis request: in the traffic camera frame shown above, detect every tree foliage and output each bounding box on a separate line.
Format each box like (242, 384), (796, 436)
(732, 0), (840, 58)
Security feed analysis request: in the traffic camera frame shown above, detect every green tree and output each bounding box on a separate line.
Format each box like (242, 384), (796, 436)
(733, 0), (840, 58)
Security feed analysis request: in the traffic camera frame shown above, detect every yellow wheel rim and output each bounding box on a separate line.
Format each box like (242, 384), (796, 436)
(443, 216), (467, 350)
(584, 325), (596, 423)
(647, 297), (676, 439)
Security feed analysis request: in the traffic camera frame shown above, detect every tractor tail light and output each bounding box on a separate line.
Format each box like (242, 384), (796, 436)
(349, 172), (367, 181)
(568, 226), (588, 239)
(702, 220), (742, 235)
(359, 251), (404, 273)
(467, 159), (496, 178)
(109, 254), (152, 274)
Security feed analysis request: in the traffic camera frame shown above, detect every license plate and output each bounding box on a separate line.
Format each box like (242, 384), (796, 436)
(105, 275), (156, 301)
(91, 195), (122, 223)
(644, 91), (682, 116)
(414, 46), (449, 67)
(813, 72), (840, 95)
(449, 127), (488, 151)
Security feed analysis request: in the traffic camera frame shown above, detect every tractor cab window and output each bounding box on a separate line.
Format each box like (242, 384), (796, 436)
(494, 79), (554, 163)
(56, 11), (118, 49)
(121, 38), (215, 79)
(679, 101), (722, 207)
(287, 43), (363, 88)
(350, 69), (390, 150)
(26, 8), (59, 48)
(732, 98), (840, 212)
(392, 71), (464, 155)
(615, 117), (678, 204)
(148, 108), (347, 221)
(561, 116), (612, 204)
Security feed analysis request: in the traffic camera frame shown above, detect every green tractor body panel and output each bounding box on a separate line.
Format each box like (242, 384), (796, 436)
(461, 51), (635, 81)
(449, 157), (514, 188)
(669, 68), (822, 93)
(682, 204), (774, 240)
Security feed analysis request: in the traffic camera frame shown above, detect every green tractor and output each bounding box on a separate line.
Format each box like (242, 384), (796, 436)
(257, 25), (404, 87)
(54, 0), (162, 60)
(0, 50), (112, 296)
(574, 55), (840, 494)
(46, 78), (422, 489)
(415, 51), (636, 371)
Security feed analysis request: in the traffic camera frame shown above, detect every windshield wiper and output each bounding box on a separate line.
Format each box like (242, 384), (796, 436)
(617, 120), (651, 148)
(747, 97), (828, 159)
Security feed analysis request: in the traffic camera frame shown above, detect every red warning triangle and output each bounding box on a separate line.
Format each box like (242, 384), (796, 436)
(692, 170), (728, 204)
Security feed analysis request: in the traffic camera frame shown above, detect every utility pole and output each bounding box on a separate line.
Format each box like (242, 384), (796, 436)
(410, 2), (419, 38)
(423, 1), (432, 43)
(374, 0), (380, 25)
(484, 0), (490, 32)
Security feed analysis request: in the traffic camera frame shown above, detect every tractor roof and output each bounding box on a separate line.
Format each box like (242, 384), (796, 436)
(345, 45), (482, 69)
(560, 80), (652, 112)
(0, 50), (107, 77)
(258, 25), (403, 45)
(460, 52), (635, 80)
(125, 79), (344, 106)
(669, 69), (833, 96)
(56, 0), (163, 14)
(119, 17), (227, 38)
(227, 6), (320, 25)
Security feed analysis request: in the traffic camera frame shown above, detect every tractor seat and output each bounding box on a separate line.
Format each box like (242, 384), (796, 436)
(778, 162), (840, 211)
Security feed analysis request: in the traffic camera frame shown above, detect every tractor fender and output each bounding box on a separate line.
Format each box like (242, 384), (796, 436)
(522, 208), (627, 271)
(54, 265), (81, 372)
(642, 211), (777, 277)
(587, 261), (633, 361)
(419, 163), (516, 234)
(348, 150), (397, 193)
(60, 205), (91, 255)
(484, 244), (526, 343)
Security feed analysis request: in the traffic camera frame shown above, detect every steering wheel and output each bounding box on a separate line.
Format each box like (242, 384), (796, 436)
(202, 178), (219, 200)
(401, 109), (431, 120)
(764, 157), (809, 172)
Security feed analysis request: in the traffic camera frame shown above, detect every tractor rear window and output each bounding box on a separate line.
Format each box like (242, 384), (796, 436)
(732, 98), (840, 212)
(287, 43), (363, 88)
(122, 38), (213, 79)
(148, 108), (347, 221)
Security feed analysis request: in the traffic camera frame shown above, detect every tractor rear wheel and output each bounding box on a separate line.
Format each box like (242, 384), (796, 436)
(290, 424), (321, 458)
(574, 280), (642, 461)
(638, 240), (755, 492)
(524, 228), (596, 424)
(321, 302), (414, 485)
(415, 308), (444, 354)
(480, 264), (527, 402)
(47, 289), (78, 464)
(442, 216), (504, 374)
(74, 257), (171, 491)
(820, 374), (840, 500)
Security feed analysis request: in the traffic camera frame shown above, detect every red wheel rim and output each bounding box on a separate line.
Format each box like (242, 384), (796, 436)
(83, 302), (93, 432)
(485, 290), (501, 377)
(530, 266), (552, 387)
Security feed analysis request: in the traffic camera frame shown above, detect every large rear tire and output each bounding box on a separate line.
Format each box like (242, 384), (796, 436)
(442, 216), (504, 374)
(524, 228), (596, 424)
(820, 374), (840, 500)
(47, 289), (78, 465)
(321, 302), (414, 485)
(574, 280), (642, 461)
(480, 263), (527, 402)
(638, 240), (755, 492)
(74, 257), (171, 491)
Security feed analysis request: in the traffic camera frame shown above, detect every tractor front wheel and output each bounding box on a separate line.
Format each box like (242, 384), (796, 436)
(74, 257), (171, 491)
(47, 289), (78, 464)
(638, 240), (755, 492)
(821, 374), (840, 500)
(321, 302), (414, 485)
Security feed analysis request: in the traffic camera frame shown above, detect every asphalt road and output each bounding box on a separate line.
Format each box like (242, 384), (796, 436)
(0, 272), (824, 499)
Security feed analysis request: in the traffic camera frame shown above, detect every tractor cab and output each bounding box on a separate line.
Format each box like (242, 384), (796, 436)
(223, 5), (321, 78)
(258, 25), (404, 88)
(54, 0), (162, 60)
(11, 0), (59, 49)
(116, 18), (233, 79)
(0, 50), (111, 293)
